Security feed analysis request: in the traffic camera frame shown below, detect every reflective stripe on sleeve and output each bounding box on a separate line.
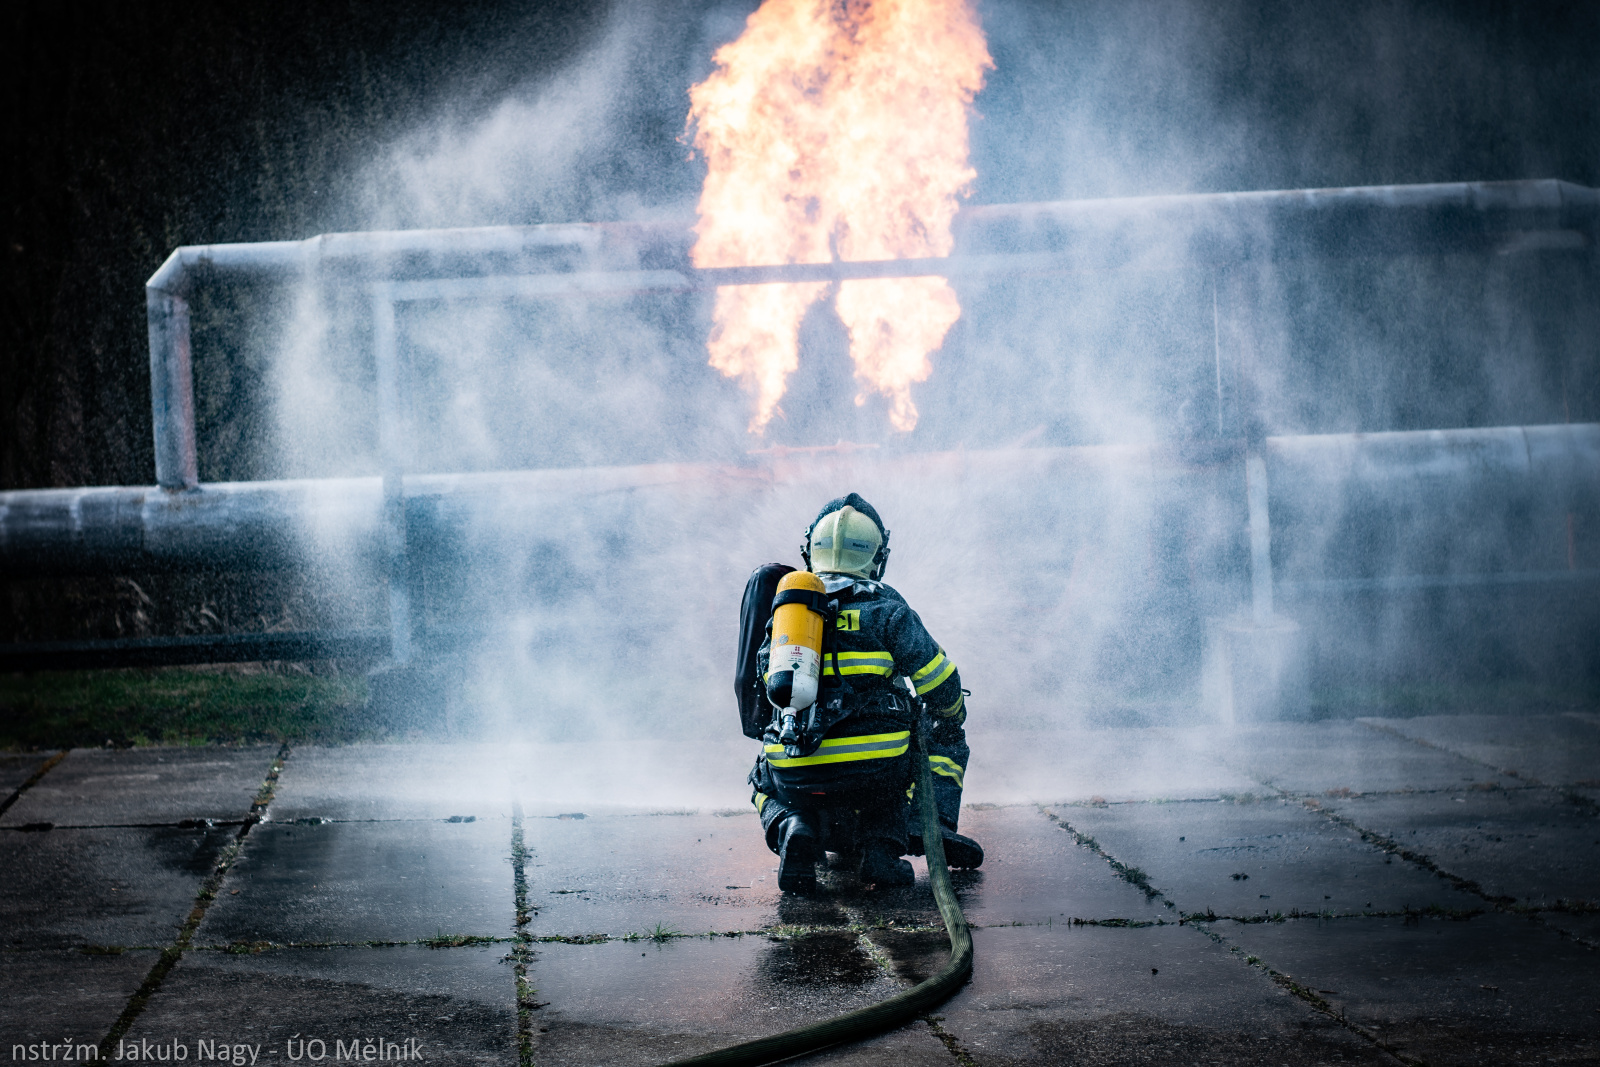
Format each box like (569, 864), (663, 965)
(753, 791), (768, 814)
(822, 650), (896, 678)
(928, 755), (965, 789)
(763, 730), (911, 768)
(912, 649), (957, 694)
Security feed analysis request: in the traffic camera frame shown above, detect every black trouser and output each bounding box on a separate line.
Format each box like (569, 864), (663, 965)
(751, 752), (911, 857)
(750, 715), (970, 856)
(913, 708), (970, 837)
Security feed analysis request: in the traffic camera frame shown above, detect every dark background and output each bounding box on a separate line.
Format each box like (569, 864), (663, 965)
(3, 0), (1597, 492)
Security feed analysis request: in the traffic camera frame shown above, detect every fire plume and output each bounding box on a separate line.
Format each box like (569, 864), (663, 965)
(688, 0), (991, 433)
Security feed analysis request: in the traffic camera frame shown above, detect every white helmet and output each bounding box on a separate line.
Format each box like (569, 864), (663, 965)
(802, 493), (890, 579)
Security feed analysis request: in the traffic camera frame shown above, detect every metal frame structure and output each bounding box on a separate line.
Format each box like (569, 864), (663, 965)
(3, 179), (1595, 671)
(145, 179), (1599, 491)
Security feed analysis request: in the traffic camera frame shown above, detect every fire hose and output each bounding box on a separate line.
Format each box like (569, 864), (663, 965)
(662, 720), (974, 1066)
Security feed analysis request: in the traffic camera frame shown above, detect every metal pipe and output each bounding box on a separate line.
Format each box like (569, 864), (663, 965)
(1263, 422), (1600, 483)
(0, 630), (391, 672)
(141, 180), (1597, 491)
(143, 179), (1600, 297)
(371, 285), (411, 665)
(0, 626), (493, 673)
(1278, 569), (1600, 596)
(146, 289), (198, 491)
(0, 476), (386, 574)
(1245, 452), (1274, 625)
(959, 177), (1600, 237)
(387, 270), (691, 301)
(3, 426), (1594, 577)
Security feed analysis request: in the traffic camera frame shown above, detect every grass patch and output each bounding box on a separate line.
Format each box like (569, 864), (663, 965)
(1409, 904), (1485, 921)
(0, 666), (372, 749)
(225, 940), (274, 955)
(423, 933), (497, 949)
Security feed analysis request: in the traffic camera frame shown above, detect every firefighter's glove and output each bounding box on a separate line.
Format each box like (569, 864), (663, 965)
(929, 693), (968, 745)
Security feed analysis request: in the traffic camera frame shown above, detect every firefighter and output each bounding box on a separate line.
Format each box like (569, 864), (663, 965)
(748, 493), (983, 891)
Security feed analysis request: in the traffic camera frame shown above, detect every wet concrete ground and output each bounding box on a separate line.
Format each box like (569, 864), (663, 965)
(2, 714), (1597, 1066)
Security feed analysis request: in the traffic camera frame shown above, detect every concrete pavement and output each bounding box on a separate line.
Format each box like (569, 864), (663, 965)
(2, 714), (1597, 1066)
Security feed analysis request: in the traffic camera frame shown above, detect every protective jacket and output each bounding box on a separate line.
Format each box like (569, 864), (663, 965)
(754, 574), (964, 793)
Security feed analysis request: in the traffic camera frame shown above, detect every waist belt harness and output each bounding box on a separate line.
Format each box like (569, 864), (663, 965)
(761, 687), (916, 795)
(764, 729), (911, 769)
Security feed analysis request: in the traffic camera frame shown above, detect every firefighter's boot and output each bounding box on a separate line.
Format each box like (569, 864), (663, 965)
(776, 812), (820, 894)
(858, 842), (914, 887)
(909, 829), (985, 870)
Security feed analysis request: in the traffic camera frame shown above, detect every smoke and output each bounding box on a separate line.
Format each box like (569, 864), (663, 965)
(233, 0), (1598, 778)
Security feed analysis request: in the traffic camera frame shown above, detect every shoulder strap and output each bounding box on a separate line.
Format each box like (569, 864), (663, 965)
(771, 587), (830, 612)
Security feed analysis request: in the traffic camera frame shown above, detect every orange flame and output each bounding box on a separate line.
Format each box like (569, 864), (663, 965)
(688, 0), (991, 433)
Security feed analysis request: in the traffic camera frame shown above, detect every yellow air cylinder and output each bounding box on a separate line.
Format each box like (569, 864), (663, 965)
(767, 570), (827, 714)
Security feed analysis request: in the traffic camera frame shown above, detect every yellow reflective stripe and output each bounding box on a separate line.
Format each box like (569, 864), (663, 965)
(931, 692), (964, 718)
(914, 657), (957, 695)
(766, 746), (909, 768)
(820, 650), (895, 678)
(753, 791), (768, 813)
(912, 649), (957, 694)
(772, 649), (895, 679)
(928, 755), (965, 788)
(821, 730), (906, 746)
(911, 650), (946, 681)
(763, 731), (910, 767)
(826, 663), (896, 677)
(766, 730), (908, 751)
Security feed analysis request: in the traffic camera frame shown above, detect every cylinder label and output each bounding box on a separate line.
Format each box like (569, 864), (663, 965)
(774, 642), (820, 679)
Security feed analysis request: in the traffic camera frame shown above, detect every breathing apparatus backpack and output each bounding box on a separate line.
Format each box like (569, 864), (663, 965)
(735, 563), (794, 740)
(738, 562), (886, 756)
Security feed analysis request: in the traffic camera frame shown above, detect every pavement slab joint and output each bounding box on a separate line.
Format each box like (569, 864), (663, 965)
(1188, 917), (1421, 1066)
(1176, 724), (1600, 1062)
(921, 1015), (978, 1067)
(1, 817), (250, 832)
(1039, 806), (1172, 906)
(1298, 788), (1519, 908)
(848, 901), (972, 1065)
(509, 801), (539, 1067)
(1233, 735), (1600, 964)
(93, 743), (290, 1061)
(1358, 718), (1600, 819)
(1044, 795), (1438, 1065)
(1221, 723), (1600, 938)
(0, 749), (68, 819)
(8, 729), (1598, 1065)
